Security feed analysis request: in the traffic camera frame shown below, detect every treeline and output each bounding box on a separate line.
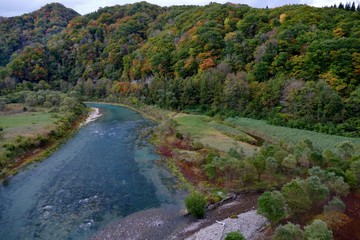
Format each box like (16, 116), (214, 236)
(330, 2), (360, 11)
(0, 2), (359, 136)
(0, 90), (86, 178)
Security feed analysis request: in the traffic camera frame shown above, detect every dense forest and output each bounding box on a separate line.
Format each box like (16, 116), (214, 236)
(0, 2), (360, 137)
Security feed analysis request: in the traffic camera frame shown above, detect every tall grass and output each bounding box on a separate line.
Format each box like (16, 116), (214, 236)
(226, 117), (360, 151)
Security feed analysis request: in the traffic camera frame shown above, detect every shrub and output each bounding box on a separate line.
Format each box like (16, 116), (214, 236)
(185, 191), (206, 218)
(323, 197), (345, 213)
(304, 220), (333, 240)
(257, 191), (287, 225)
(225, 231), (245, 240)
(272, 222), (304, 240)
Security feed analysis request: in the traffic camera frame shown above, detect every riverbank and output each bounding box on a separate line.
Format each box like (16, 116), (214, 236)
(0, 107), (89, 183)
(92, 193), (266, 240)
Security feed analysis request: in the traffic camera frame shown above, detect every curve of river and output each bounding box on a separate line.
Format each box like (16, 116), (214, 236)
(0, 103), (185, 240)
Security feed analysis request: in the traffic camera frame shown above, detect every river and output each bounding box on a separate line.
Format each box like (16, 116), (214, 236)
(0, 103), (185, 240)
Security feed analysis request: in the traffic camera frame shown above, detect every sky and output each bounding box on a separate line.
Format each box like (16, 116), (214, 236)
(0, 0), (355, 17)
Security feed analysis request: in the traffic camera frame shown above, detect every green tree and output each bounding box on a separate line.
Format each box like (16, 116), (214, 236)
(257, 191), (287, 225)
(323, 197), (345, 213)
(281, 178), (311, 214)
(350, 160), (360, 182)
(304, 220), (333, 240)
(282, 154), (297, 171)
(0, 98), (6, 111)
(273, 223), (304, 240)
(265, 157), (278, 174)
(325, 174), (350, 197)
(335, 141), (354, 161)
(185, 192), (207, 218)
(305, 176), (329, 205)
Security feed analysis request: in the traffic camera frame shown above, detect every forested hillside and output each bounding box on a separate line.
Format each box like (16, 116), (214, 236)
(0, 3), (79, 66)
(0, 1), (359, 136)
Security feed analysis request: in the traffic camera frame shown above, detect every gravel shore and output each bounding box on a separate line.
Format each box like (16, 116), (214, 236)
(80, 107), (102, 127)
(92, 193), (268, 240)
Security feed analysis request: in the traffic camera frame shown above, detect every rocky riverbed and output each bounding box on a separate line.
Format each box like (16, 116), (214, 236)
(92, 193), (268, 240)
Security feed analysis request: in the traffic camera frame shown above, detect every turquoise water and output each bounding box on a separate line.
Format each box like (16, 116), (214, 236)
(0, 103), (181, 239)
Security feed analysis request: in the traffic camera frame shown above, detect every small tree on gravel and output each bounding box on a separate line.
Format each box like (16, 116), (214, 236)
(257, 191), (287, 225)
(304, 220), (333, 240)
(273, 222), (304, 240)
(185, 191), (206, 218)
(225, 231), (245, 240)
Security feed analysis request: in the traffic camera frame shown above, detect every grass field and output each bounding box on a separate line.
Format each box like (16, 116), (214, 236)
(226, 117), (360, 152)
(173, 114), (258, 156)
(0, 109), (60, 148)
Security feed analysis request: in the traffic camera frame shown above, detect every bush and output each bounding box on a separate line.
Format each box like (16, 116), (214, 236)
(257, 191), (287, 225)
(185, 192), (207, 218)
(225, 231), (245, 240)
(273, 222), (304, 240)
(304, 220), (333, 240)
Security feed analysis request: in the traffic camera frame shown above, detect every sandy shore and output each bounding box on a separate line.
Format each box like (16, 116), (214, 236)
(79, 107), (102, 127)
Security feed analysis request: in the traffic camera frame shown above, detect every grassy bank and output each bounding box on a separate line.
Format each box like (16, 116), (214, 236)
(0, 104), (88, 181)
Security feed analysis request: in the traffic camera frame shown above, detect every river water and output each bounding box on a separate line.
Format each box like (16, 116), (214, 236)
(0, 103), (184, 240)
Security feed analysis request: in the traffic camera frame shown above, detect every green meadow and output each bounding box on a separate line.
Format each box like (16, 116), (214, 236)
(0, 110), (60, 148)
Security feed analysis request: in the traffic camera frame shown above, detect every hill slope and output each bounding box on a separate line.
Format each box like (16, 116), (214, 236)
(0, 2), (359, 136)
(0, 3), (79, 66)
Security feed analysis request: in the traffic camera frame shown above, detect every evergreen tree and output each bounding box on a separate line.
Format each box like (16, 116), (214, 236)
(351, 2), (356, 11)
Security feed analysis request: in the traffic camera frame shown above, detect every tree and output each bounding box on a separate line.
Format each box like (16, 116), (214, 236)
(305, 176), (329, 205)
(225, 231), (246, 240)
(257, 191), (287, 225)
(0, 98), (6, 111)
(273, 223), (304, 240)
(282, 154), (297, 171)
(326, 174), (350, 197)
(335, 141), (354, 161)
(185, 192), (207, 218)
(304, 220), (333, 240)
(265, 157), (278, 174)
(281, 178), (311, 214)
(323, 197), (345, 213)
(350, 160), (360, 182)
